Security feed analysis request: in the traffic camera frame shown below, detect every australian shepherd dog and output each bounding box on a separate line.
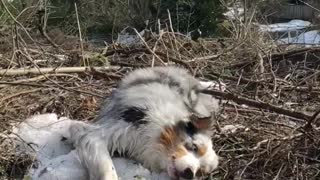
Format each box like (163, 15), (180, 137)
(69, 66), (220, 180)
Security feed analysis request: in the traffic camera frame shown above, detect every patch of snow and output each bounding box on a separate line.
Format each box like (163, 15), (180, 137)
(240, 104), (249, 108)
(200, 81), (226, 92)
(213, 124), (247, 139)
(10, 114), (170, 180)
(116, 28), (145, 46)
(224, 7), (244, 20)
(117, 33), (143, 46)
(258, 19), (311, 32)
(220, 125), (245, 134)
(278, 30), (320, 46)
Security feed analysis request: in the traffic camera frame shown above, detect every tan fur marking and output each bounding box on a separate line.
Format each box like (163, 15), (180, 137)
(159, 127), (188, 159)
(197, 145), (208, 157)
(173, 145), (188, 159)
(159, 127), (177, 147)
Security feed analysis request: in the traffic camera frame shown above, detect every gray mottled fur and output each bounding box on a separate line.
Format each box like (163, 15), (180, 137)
(69, 66), (220, 180)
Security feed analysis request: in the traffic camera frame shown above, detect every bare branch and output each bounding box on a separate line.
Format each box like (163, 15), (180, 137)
(201, 89), (312, 121)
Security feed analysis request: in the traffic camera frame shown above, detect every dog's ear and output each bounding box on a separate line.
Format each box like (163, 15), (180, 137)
(190, 114), (212, 130)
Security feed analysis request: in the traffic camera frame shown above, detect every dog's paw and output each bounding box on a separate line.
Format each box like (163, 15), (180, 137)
(200, 81), (226, 92)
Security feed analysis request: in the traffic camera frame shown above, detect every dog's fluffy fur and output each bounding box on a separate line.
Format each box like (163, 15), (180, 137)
(69, 66), (220, 180)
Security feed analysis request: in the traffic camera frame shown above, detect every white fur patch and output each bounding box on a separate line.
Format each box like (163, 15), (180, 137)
(193, 134), (219, 173)
(174, 153), (200, 175)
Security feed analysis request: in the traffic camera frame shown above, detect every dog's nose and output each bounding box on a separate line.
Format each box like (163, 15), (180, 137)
(180, 167), (195, 179)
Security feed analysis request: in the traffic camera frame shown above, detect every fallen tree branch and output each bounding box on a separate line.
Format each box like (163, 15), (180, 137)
(305, 108), (320, 128)
(0, 66), (121, 76)
(201, 89), (312, 121)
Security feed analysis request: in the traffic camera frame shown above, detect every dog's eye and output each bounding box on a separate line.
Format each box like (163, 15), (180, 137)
(191, 144), (198, 152)
(185, 142), (198, 153)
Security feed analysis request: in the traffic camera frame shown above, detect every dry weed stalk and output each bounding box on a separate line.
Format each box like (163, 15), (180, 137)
(74, 2), (86, 66)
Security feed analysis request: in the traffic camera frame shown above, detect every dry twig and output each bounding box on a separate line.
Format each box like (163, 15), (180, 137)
(0, 66), (121, 76)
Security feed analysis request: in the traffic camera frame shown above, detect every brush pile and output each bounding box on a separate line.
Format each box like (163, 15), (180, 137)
(1, 25), (320, 179)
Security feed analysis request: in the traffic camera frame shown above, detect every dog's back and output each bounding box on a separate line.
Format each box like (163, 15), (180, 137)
(96, 66), (219, 125)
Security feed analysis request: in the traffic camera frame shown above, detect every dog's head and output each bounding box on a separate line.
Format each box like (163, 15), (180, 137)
(158, 115), (219, 180)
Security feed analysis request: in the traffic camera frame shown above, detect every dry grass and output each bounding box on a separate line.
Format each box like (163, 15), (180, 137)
(1, 10), (320, 180)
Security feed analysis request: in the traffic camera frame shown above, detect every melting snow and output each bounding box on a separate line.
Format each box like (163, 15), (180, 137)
(278, 30), (320, 46)
(224, 7), (244, 20)
(10, 113), (170, 180)
(258, 19), (319, 46)
(258, 19), (311, 32)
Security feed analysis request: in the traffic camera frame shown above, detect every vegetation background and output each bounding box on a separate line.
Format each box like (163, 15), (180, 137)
(1, 0), (229, 41)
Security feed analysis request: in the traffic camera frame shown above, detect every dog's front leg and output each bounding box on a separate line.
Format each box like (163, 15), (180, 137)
(76, 134), (118, 180)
